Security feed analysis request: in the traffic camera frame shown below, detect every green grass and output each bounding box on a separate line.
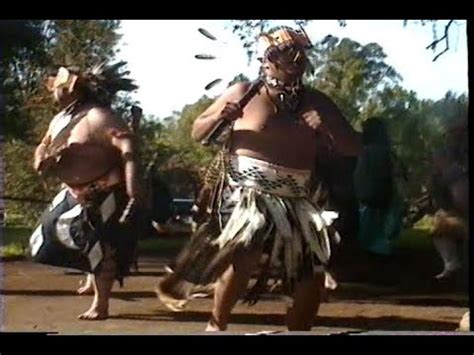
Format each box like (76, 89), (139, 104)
(0, 242), (28, 259)
(395, 214), (435, 251)
(1, 215), (435, 260)
(1, 226), (188, 259)
(2, 227), (32, 244)
(1, 227), (32, 259)
(396, 228), (432, 250)
(138, 237), (188, 255)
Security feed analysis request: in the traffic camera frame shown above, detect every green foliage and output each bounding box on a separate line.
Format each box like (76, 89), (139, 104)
(0, 243), (28, 259)
(160, 96), (216, 173)
(45, 20), (121, 69)
(1, 20), (50, 139)
(306, 36), (402, 127)
(374, 89), (467, 198)
(228, 73), (250, 86)
(4, 140), (59, 226)
(395, 227), (432, 251)
(0, 227), (32, 259)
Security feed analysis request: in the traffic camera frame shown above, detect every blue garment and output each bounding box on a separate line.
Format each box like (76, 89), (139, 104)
(357, 187), (404, 255)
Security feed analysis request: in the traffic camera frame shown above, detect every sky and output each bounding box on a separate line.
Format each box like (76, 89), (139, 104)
(117, 20), (468, 119)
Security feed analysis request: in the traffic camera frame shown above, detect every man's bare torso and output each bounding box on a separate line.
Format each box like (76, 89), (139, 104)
(231, 88), (319, 170)
(46, 106), (124, 188)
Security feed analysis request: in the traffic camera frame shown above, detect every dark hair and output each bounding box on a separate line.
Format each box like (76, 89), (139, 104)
(361, 117), (390, 146)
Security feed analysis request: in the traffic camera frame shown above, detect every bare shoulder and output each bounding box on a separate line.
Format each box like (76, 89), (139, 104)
(86, 106), (126, 130)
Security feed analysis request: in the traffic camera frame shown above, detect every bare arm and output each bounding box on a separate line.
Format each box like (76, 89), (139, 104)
(87, 108), (141, 200)
(34, 135), (51, 171)
(191, 82), (250, 142)
(33, 118), (55, 172)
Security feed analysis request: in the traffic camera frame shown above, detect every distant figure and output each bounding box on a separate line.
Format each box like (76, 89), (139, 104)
(354, 117), (404, 256)
(411, 118), (469, 331)
(430, 118), (468, 281)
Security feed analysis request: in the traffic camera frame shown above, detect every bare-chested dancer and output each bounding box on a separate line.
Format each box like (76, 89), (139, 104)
(157, 27), (361, 331)
(30, 63), (141, 320)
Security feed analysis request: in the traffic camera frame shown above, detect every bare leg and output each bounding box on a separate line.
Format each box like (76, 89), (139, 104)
(285, 273), (325, 331)
(156, 273), (192, 312)
(77, 273), (94, 295)
(433, 236), (462, 279)
(206, 248), (262, 331)
(79, 245), (116, 320)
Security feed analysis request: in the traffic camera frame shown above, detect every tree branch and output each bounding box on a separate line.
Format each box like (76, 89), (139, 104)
(425, 20), (454, 62)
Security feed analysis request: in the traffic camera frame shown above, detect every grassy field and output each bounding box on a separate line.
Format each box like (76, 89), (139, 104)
(395, 215), (434, 250)
(1, 216), (436, 260)
(0, 227), (188, 259)
(1, 227), (32, 259)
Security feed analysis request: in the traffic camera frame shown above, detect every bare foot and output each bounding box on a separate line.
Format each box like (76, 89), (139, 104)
(190, 283), (215, 299)
(155, 284), (187, 312)
(78, 306), (108, 320)
(459, 311), (470, 331)
(205, 323), (221, 332)
(434, 268), (461, 280)
(205, 315), (226, 331)
(77, 276), (94, 295)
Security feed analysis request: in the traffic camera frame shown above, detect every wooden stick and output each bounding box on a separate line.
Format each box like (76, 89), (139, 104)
(201, 79), (263, 146)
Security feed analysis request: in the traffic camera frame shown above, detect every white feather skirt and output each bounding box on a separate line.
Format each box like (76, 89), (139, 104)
(157, 155), (340, 309)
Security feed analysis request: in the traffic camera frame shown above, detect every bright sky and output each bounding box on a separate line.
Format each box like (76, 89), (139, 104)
(117, 20), (468, 119)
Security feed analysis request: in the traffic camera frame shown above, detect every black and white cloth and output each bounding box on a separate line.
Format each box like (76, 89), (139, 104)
(29, 185), (137, 284)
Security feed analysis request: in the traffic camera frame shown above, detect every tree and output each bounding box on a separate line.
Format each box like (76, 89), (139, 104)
(366, 87), (467, 199)
(161, 95), (216, 173)
(1, 20), (50, 139)
(227, 20), (461, 62)
(306, 36), (402, 127)
(228, 73), (250, 86)
(137, 96), (217, 198)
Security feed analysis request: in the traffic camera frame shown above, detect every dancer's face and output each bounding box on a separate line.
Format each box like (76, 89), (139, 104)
(47, 75), (81, 108)
(261, 44), (307, 84)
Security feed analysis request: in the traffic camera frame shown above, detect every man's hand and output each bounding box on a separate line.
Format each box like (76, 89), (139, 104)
(33, 155), (44, 172)
(191, 82), (249, 142)
(301, 109), (322, 131)
(34, 154), (57, 175)
(34, 135), (52, 173)
(218, 102), (243, 122)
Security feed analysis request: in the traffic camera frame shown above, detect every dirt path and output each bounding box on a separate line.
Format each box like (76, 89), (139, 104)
(1, 258), (468, 334)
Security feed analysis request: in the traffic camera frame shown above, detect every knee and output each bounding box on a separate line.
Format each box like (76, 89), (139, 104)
(95, 244), (117, 275)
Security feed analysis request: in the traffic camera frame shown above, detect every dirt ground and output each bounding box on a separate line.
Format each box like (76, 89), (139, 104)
(1, 251), (469, 335)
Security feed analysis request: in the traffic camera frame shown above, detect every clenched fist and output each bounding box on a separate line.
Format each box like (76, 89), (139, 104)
(218, 102), (243, 122)
(301, 110), (322, 130)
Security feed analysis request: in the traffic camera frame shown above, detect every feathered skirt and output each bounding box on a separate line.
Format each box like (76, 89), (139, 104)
(157, 155), (340, 309)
